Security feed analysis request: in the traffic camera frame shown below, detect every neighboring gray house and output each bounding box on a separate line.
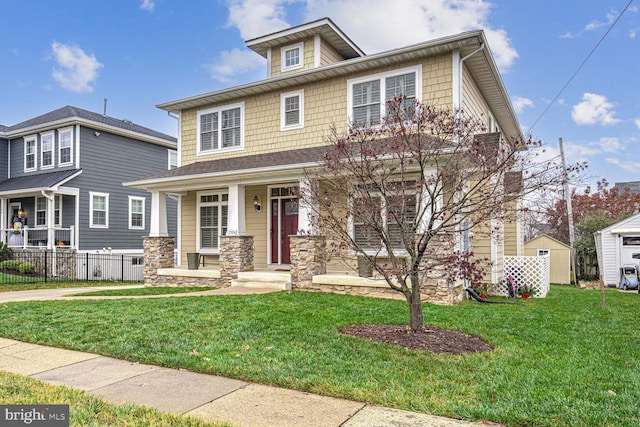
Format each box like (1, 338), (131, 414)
(0, 106), (177, 254)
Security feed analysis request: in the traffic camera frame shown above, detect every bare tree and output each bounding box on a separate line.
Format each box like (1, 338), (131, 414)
(301, 97), (580, 331)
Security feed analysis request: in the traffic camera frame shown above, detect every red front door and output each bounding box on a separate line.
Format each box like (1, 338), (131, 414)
(270, 198), (298, 264)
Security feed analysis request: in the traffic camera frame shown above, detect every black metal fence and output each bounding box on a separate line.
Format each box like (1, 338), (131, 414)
(0, 250), (144, 285)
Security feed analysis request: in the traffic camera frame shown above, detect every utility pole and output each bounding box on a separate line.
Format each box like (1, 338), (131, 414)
(559, 138), (578, 285)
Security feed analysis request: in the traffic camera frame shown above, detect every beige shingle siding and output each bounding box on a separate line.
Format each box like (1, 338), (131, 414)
(245, 185), (268, 269)
(320, 38), (344, 65)
(180, 191), (197, 266)
(461, 64), (491, 129)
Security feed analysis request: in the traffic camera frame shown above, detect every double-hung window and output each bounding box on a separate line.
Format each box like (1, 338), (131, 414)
(348, 65), (421, 127)
(24, 136), (37, 171)
(36, 196), (47, 226)
(352, 183), (418, 252)
(281, 90), (304, 130)
(198, 103), (244, 154)
(54, 195), (62, 226)
(281, 42), (303, 71)
(129, 196), (145, 230)
(58, 127), (73, 165)
(168, 150), (178, 169)
(90, 192), (109, 228)
(197, 192), (228, 252)
(40, 132), (54, 169)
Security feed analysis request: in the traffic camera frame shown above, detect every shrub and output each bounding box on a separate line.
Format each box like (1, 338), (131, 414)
(0, 260), (35, 275)
(17, 262), (35, 275)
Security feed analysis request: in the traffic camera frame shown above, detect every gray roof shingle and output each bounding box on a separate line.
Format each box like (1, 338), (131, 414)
(0, 169), (82, 194)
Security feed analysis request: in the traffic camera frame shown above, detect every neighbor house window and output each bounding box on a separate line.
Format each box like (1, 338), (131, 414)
(352, 183), (418, 251)
(129, 196), (145, 229)
(197, 192), (228, 252)
(281, 42), (303, 71)
(90, 192), (109, 228)
(168, 149), (178, 169)
(280, 90), (304, 130)
(54, 195), (62, 226)
(40, 131), (54, 168)
(198, 103), (244, 153)
(58, 127), (73, 165)
(24, 136), (37, 171)
(348, 65), (421, 127)
(36, 196), (47, 226)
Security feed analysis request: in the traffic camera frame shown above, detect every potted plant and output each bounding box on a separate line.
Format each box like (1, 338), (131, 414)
(517, 284), (538, 299)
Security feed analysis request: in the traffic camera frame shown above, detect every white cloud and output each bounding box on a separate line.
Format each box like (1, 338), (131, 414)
(635, 118), (640, 129)
(203, 48), (265, 82)
(140, 0), (155, 12)
(50, 42), (103, 93)
(605, 157), (640, 173)
(596, 137), (623, 153)
(512, 96), (534, 113)
(584, 12), (616, 31)
(571, 93), (620, 126)
(224, 0), (518, 71)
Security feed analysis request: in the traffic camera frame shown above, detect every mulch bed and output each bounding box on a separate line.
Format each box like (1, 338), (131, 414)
(339, 324), (494, 355)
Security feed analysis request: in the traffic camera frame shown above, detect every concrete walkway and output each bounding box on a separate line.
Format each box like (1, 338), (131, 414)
(0, 286), (496, 426)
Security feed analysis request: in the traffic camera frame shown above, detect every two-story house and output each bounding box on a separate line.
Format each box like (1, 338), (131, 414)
(128, 18), (524, 303)
(0, 105), (178, 255)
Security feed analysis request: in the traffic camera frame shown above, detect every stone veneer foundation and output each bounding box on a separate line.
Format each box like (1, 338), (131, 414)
(143, 236), (175, 286)
(289, 235), (326, 287)
(219, 235), (254, 284)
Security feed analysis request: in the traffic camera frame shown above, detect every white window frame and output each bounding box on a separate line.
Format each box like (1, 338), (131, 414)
(89, 192), (109, 229)
(280, 90), (304, 130)
(35, 196), (47, 226)
(196, 191), (228, 254)
(24, 135), (37, 172)
(58, 127), (74, 166)
(538, 249), (550, 256)
(128, 196), (145, 230)
(40, 131), (54, 169)
(197, 102), (245, 155)
(347, 65), (422, 127)
(168, 149), (178, 169)
(54, 195), (62, 227)
(281, 42), (304, 72)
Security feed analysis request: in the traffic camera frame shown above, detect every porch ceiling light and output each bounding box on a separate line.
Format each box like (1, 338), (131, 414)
(18, 209), (25, 217)
(253, 195), (262, 212)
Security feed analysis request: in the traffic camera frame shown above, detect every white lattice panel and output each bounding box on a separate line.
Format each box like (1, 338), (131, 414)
(500, 255), (550, 298)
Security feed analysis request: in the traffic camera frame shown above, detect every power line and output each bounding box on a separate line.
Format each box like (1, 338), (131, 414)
(528, 0), (634, 133)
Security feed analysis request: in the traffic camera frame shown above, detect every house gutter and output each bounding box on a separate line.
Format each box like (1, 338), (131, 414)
(455, 43), (485, 112)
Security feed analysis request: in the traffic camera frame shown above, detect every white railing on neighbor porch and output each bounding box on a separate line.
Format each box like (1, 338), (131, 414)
(501, 255), (551, 298)
(2, 226), (75, 249)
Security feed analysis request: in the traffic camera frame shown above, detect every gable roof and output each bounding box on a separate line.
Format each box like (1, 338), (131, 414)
(158, 29), (523, 144)
(0, 169), (82, 196)
(1, 106), (176, 148)
(596, 212), (640, 235)
(246, 17), (364, 59)
(525, 234), (571, 249)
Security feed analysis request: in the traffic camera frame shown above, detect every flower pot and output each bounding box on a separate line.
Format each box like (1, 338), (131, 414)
(522, 293), (530, 299)
(187, 252), (200, 270)
(357, 256), (373, 278)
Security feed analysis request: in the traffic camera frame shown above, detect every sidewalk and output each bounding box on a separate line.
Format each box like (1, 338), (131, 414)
(0, 287), (495, 426)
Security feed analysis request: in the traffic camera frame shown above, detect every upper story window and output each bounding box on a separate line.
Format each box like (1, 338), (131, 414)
(281, 90), (304, 130)
(347, 65), (422, 127)
(197, 103), (244, 154)
(40, 131), (54, 169)
(281, 42), (304, 72)
(168, 150), (178, 169)
(90, 192), (109, 228)
(24, 136), (37, 172)
(58, 127), (73, 166)
(129, 196), (145, 230)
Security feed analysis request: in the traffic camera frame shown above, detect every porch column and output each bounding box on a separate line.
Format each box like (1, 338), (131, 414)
(227, 184), (246, 235)
(298, 178), (318, 234)
(149, 191), (168, 237)
(45, 193), (55, 249)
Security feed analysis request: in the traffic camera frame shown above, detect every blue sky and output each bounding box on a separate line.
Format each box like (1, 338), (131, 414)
(1, 0), (638, 189)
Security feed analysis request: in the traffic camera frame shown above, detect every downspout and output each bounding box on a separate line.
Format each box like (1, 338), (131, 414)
(456, 43), (485, 113)
(41, 190), (57, 276)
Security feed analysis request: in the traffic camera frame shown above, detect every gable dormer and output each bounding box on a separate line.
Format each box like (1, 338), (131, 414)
(246, 17), (364, 78)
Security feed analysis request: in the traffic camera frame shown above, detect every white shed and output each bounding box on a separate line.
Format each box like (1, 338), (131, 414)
(594, 212), (640, 287)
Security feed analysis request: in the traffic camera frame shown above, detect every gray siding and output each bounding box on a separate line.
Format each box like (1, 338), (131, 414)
(72, 126), (177, 251)
(8, 130), (78, 179)
(0, 138), (8, 181)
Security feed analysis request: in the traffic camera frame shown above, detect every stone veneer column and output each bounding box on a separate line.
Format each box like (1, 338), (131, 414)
(290, 235), (326, 288)
(219, 235), (254, 285)
(143, 236), (175, 286)
(419, 233), (464, 305)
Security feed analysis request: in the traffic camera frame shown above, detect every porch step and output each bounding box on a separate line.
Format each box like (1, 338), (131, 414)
(231, 271), (292, 291)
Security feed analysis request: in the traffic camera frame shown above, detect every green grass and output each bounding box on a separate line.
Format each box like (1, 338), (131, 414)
(0, 285), (638, 426)
(69, 286), (216, 297)
(0, 281), (138, 293)
(0, 371), (232, 426)
(0, 271), (43, 285)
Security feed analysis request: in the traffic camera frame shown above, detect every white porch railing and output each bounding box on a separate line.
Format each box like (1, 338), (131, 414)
(501, 255), (550, 298)
(2, 226), (75, 249)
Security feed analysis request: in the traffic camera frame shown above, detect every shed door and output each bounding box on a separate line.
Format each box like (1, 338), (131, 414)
(621, 236), (640, 265)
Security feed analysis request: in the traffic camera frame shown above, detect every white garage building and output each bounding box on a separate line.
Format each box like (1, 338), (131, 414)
(594, 212), (640, 287)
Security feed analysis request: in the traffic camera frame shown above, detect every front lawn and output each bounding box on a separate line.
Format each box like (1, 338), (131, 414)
(0, 285), (637, 426)
(68, 286), (216, 297)
(0, 281), (138, 293)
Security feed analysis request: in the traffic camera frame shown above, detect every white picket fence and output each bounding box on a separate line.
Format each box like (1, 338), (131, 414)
(500, 255), (550, 298)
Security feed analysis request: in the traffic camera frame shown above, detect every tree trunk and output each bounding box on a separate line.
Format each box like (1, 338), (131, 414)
(408, 271), (424, 331)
